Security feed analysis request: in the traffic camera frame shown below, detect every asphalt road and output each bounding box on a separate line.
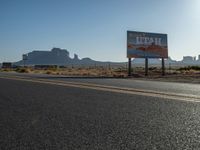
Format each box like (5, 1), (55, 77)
(0, 74), (200, 149)
(1, 72), (200, 96)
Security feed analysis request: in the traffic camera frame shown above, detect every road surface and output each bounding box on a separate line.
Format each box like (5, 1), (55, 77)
(1, 72), (200, 97)
(0, 73), (200, 149)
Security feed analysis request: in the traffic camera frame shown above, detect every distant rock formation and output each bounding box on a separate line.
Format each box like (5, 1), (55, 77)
(74, 54), (79, 60)
(14, 48), (123, 67)
(15, 48), (87, 66)
(13, 47), (200, 67)
(15, 48), (72, 66)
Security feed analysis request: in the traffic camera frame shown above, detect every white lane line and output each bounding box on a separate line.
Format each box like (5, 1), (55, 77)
(0, 75), (200, 103)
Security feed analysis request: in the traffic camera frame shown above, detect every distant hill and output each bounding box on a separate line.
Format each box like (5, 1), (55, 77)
(14, 48), (124, 67)
(14, 47), (200, 67)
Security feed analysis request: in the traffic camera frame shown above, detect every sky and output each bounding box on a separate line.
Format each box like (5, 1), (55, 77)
(0, 0), (200, 62)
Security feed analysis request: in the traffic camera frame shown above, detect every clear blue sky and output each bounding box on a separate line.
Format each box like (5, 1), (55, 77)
(0, 0), (200, 62)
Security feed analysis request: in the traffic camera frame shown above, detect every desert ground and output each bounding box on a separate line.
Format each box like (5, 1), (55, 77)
(1, 66), (200, 84)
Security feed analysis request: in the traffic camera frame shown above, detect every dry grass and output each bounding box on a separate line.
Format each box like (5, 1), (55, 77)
(0, 67), (127, 77)
(132, 67), (200, 84)
(42, 67), (127, 77)
(1, 66), (200, 83)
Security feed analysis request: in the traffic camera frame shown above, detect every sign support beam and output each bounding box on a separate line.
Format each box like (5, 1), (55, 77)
(145, 58), (148, 76)
(128, 58), (132, 76)
(162, 58), (165, 76)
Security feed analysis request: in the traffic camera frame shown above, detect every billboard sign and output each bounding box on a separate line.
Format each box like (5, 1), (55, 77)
(127, 31), (168, 58)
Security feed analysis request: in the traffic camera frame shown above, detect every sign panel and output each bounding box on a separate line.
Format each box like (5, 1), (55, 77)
(127, 31), (168, 58)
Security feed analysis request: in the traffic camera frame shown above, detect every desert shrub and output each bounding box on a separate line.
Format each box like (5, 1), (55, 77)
(48, 67), (58, 71)
(190, 66), (200, 70)
(1, 68), (12, 72)
(178, 66), (200, 71)
(149, 67), (157, 71)
(15, 68), (29, 73)
(46, 70), (53, 74)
